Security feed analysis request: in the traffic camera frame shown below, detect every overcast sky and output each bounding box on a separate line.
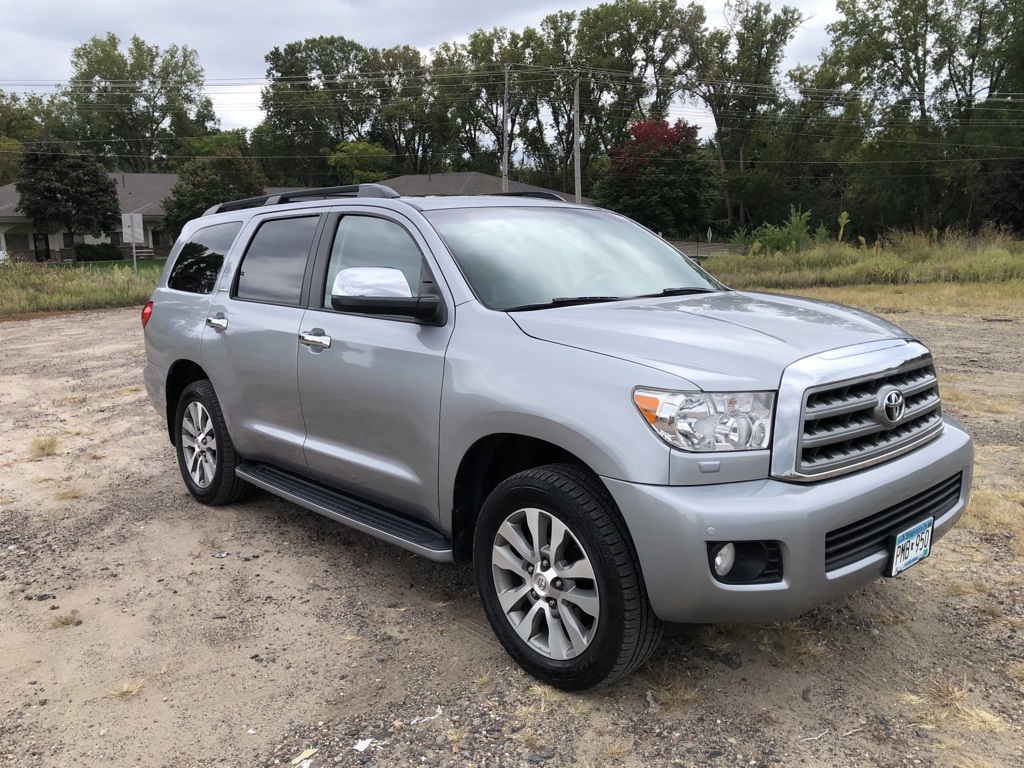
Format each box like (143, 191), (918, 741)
(0, 0), (838, 132)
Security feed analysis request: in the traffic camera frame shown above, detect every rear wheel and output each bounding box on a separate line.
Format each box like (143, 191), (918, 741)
(474, 464), (662, 689)
(174, 380), (252, 505)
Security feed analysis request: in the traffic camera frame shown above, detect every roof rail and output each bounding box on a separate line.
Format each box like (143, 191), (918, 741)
(489, 191), (567, 202)
(202, 183), (400, 216)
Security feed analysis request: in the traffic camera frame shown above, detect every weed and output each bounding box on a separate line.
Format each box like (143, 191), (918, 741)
(651, 679), (701, 710)
(756, 621), (828, 666)
(0, 261), (163, 317)
(29, 437), (59, 459)
(118, 385), (142, 395)
(55, 487), (84, 500)
(600, 739), (632, 761)
(106, 678), (145, 700)
(473, 672), (490, 686)
(50, 610), (80, 628)
(86, 452), (105, 460)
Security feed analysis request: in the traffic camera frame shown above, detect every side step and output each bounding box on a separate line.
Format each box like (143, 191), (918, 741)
(235, 462), (453, 562)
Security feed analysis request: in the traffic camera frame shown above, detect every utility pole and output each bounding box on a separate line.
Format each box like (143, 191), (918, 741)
(573, 73), (581, 204)
(502, 63), (510, 193)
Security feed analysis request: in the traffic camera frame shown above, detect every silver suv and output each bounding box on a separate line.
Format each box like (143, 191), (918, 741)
(143, 184), (973, 689)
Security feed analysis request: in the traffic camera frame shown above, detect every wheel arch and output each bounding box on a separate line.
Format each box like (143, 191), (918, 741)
(451, 433), (600, 563)
(164, 360), (210, 443)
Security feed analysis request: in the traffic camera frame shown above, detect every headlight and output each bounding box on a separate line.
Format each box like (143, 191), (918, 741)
(633, 388), (775, 452)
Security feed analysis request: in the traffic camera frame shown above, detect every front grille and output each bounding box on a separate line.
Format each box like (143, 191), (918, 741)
(799, 357), (943, 477)
(824, 473), (962, 571)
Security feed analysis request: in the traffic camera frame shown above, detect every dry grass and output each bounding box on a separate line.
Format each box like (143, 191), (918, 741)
(53, 394), (88, 406)
(599, 739), (632, 762)
(756, 621), (828, 666)
(1007, 663), (1024, 684)
(29, 437), (59, 458)
(650, 679), (701, 710)
(49, 611), (80, 629)
(904, 675), (1005, 733)
(870, 611), (909, 626)
(963, 488), (1024, 557)
(118, 385), (142, 395)
(55, 487), (84, 500)
(696, 625), (736, 652)
(86, 452), (105, 460)
(516, 684), (567, 719)
(473, 672), (490, 686)
(105, 678), (145, 701)
(0, 497), (12, 506)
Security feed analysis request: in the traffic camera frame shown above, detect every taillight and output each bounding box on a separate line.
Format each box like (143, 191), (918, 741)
(141, 300), (154, 328)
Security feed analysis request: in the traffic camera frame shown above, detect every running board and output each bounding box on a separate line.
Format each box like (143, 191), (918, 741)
(235, 462), (453, 561)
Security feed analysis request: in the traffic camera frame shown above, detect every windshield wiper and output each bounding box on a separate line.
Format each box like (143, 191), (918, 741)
(505, 296), (622, 311)
(637, 286), (723, 298)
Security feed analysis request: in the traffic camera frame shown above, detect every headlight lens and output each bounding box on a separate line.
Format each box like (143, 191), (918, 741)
(633, 389), (775, 452)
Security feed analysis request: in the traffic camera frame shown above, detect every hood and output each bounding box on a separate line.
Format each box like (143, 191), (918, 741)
(510, 291), (913, 390)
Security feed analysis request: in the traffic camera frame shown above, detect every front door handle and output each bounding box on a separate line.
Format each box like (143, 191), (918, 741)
(299, 329), (332, 350)
(206, 314), (228, 331)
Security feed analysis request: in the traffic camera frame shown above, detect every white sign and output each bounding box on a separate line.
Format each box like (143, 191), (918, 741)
(121, 213), (144, 244)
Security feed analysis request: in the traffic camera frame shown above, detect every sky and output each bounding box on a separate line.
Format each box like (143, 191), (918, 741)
(0, 0), (839, 133)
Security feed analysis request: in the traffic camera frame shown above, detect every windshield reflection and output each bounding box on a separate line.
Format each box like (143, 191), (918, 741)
(425, 206), (722, 310)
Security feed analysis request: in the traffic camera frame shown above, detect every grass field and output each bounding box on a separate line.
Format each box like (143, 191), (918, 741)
(0, 260), (164, 317)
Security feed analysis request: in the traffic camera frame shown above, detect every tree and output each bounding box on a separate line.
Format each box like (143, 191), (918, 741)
(0, 137), (21, 185)
(677, 0), (804, 228)
(16, 138), (120, 257)
(593, 118), (719, 237)
(326, 141), (394, 184)
(62, 33), (217, 172)
(162, 149), (267, 237)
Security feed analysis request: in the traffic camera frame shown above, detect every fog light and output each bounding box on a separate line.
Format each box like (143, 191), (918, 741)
(713, 543), (736, 576)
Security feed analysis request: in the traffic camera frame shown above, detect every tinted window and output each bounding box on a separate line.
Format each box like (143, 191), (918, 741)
(168, 222), (243, 294)
(323, 216), (425, 306)
(235, 216), (319, 305)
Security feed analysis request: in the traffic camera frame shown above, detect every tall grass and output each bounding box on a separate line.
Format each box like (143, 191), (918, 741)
(706, 230), (1024, 290)
(0, 261), (162, 317)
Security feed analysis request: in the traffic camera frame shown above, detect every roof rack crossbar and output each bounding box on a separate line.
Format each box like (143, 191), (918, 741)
(202, 183), (400, 216)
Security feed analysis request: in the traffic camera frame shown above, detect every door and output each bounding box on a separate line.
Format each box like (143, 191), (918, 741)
(201, 214), (322, 473)
(297, 213), (452, 520)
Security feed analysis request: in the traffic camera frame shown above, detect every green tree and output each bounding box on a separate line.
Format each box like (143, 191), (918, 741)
(0, 136), (21, 184)
(677, 0), (804, 228)
(326, 140), (394, 184)
(15, 138), (120, 258)
(162, 149), (267, 237)
(62, 33), (217, 172)
(593, 118), (718, 237)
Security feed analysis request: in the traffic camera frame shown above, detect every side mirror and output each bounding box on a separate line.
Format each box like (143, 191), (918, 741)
(332, 267), (412, 298)
(330, 267), (443, 324)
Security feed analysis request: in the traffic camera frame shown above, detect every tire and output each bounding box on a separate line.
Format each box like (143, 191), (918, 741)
(174, 380), (253, 505)
(474, 463), (663, 690)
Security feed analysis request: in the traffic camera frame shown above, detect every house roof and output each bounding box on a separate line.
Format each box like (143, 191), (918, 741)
(382, 172), (591, 205)
(0, 172), (179, 220)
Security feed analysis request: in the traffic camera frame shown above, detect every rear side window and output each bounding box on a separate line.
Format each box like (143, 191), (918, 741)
(235, 216), (319, 305)
(167, 222), (242, 294)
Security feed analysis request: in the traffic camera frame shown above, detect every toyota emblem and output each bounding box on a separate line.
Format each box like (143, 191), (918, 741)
(876, 386), (906, 427)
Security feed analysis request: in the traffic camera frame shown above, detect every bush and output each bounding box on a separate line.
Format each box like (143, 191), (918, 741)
(74, 243), (124, 262)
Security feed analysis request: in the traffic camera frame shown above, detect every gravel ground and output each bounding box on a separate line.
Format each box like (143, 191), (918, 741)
(0, 307), (1021, 768)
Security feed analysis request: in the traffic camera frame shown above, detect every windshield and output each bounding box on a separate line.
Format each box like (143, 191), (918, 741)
(423, 206), (723, 310)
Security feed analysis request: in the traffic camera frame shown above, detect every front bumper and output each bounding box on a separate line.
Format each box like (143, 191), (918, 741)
(604, 416), (973, 623)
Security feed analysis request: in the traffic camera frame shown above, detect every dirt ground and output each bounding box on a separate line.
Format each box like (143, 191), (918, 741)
(1, 306), (1021, 768)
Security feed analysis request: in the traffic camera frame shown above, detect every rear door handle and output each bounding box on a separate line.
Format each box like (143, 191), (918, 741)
(206, 314), (228, 331)
(299, 329), (332, 350)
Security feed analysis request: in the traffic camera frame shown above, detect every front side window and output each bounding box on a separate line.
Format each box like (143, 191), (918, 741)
(235, 216), (319, 305)
(167, 221), (243, 294)
(323, 215), (425, 307)
(424, 206), (722, 310)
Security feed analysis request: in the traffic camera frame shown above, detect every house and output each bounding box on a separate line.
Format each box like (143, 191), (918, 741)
(0, 173), (179, 263)
(382, 172), (592, 205)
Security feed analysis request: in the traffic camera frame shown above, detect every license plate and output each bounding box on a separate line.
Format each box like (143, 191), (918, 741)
(886, 517), (934, 577)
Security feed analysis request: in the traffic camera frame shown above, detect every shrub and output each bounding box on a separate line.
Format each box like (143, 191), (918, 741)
(74, 243), (123, 262)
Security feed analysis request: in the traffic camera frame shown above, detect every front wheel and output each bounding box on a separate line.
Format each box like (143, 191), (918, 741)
(474, 464), (662, 689)
(174, 380), (252, 505)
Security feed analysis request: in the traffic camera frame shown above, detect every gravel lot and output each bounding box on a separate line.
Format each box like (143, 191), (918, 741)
(1, 307), (1021, 768)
